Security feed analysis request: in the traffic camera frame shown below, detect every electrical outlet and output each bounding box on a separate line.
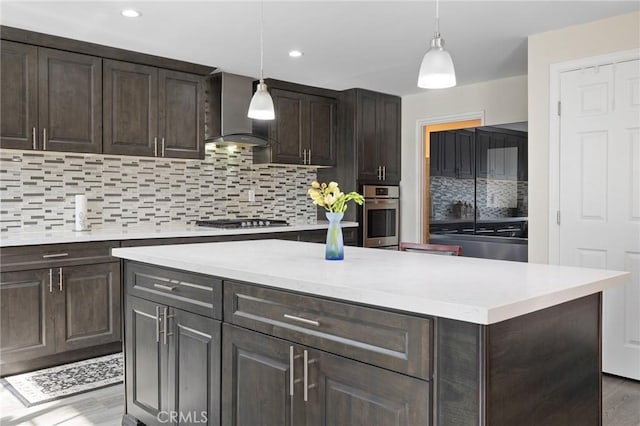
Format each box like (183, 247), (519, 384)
(248, 189), (256, 203)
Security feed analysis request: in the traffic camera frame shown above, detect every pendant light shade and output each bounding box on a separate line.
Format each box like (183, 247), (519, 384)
(248, 1), (275, 120)
(248, 80), (275, 120)
(417, 0), (456, 89)
(417, 35), (456, 89)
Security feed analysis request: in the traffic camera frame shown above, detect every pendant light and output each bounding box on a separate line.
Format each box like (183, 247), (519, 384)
(248, 1), (275, 120)
(417, 0), (456, 89)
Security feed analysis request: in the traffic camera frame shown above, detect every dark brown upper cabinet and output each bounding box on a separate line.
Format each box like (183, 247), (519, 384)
(430, 129), (475, 179)
(0, 41), (102, 153)
(103, 59), (204, 159)
(356, 89), (401, 184)
(253, 80), (337, 167)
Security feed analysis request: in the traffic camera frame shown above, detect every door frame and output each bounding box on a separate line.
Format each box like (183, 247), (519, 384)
(414, 111), (485, 243)
(548, 48), (640, 264)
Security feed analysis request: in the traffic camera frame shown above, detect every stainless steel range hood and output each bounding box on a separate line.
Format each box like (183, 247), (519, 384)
(205, 72), (271, 147)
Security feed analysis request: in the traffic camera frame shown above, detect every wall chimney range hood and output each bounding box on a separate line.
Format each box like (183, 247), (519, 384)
(206, 72), (271, 147)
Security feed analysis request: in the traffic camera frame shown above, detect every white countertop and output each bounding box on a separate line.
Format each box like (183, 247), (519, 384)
(0, 222), (358, 247)
(112, 239), (629, 325)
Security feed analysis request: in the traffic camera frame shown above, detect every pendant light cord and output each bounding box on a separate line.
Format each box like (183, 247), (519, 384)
(435, 0), (440, 37)
(260, 1), (264, 81)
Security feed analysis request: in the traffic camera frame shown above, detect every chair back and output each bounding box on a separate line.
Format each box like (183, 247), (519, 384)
(399, 242), (462, 256)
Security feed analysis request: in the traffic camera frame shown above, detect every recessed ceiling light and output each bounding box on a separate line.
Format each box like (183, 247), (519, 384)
(289, 50), (303, 58)
(121, 9), (141, 18)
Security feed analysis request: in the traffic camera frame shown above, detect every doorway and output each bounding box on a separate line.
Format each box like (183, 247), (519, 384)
(422, 119), (481, 243)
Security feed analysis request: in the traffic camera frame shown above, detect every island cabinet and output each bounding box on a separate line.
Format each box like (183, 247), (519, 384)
(222, 281), (431, 426)
(103, 59), (205, 159)
(117, 238), (617, 426)
(0, 242), (121, 376)
(123, 262), (221, 426)
(253, 79), (338, 167)
(0, 40), (102, 153)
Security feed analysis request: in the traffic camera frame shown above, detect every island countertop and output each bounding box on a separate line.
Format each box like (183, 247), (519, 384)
(112, 239), (629, 325)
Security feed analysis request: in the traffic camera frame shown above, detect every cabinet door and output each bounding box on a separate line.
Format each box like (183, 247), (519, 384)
(307, 95), (337, 166)
(517, 134), (528, 181)
(429, 131), (442, 176)
(103, 60), (158, 157)
(222, 324), (298, 426)
(488, 133), (507, 179)
(377, 93), (401, 183)
(0, 41), (38, 150)
(38, 48), (102, 153)
(270, 88), (304, 164)
(54, 262), (121, 352)
(126, 296), (167, 426)
(158, 70), (205, 159)
(304, 348), (430, 426)
(0, 269), (55, 365)
(441, 131), (457, 177)
(456, 129), (475, 179)
(476, 130), (491, 178)
(167, 309), (221, 426)
(356, 90), (381, 182)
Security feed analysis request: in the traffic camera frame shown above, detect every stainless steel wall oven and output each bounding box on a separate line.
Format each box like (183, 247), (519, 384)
(362, 185), (399, 249)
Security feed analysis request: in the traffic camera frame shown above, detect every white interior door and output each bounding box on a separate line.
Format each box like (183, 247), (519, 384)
(559, 59), (640, 380)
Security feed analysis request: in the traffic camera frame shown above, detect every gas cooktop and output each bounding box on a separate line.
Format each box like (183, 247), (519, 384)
(195, 218), (289, 229)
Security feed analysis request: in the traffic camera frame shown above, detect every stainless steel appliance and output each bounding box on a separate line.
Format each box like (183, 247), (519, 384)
(196, 218), (288, 229)
(362, 185), (399, 249)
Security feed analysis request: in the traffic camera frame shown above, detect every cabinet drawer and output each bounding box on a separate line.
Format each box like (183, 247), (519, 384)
(224, 281), (432, 380)
(126, 262), (221, 319)
(0, 241), (119, 272)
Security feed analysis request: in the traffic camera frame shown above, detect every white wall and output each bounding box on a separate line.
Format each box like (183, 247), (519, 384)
(400, 75), (527, 242)
(528, 11), (640, 263)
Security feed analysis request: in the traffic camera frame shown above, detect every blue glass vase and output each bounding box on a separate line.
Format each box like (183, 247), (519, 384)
(325, 212), (344, 260)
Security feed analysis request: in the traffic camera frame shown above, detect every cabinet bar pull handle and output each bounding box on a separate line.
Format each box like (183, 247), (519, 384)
(58, 267), (63, 291)
(163, 307), (168, 345)
(289, 345), (294, 396)
(49, 269), (53, 293)
(154, 137), (158, 157)
(383, 166), (386, 181)
(155, 306), (161, 343)
(308, 149), (311, 165)
(42, 253), (68, 259)
(32, 127), (37, 150)
(154, 283), (176, 291)
(161, 138), (165, 157)
(43, 128), (47, 150)
(302, 149), (307, 165)
(284, 314), (320, 327)
(303, 350), (309, 402)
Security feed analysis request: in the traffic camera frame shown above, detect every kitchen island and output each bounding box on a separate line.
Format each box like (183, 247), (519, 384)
(113, 239), (629, 426)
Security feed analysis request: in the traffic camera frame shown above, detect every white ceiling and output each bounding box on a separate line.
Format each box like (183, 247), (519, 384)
(1, 1), (638, 96)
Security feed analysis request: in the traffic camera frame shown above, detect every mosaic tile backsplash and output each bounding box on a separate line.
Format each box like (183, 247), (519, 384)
(430, 176), (528, 219)
(0, 145), (319, 232)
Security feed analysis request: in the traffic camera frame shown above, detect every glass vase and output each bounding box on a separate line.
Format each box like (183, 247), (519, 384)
(325, 212), (344, 261)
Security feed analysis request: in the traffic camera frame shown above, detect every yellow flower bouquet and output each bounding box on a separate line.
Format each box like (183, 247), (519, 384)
(307, 181), (364, 213)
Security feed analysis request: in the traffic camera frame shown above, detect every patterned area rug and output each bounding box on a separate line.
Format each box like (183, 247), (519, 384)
(1, 353), (123, 407)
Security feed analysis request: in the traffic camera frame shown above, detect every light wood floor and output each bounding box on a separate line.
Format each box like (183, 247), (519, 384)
(0, 375), (638, 425)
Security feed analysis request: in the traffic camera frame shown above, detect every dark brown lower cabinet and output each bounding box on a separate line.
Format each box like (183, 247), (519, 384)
(0, 262), (120, 374)
(222, 324), (429, 426)
(126, 295), (221, 426)
(0, 269), (56, 363)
